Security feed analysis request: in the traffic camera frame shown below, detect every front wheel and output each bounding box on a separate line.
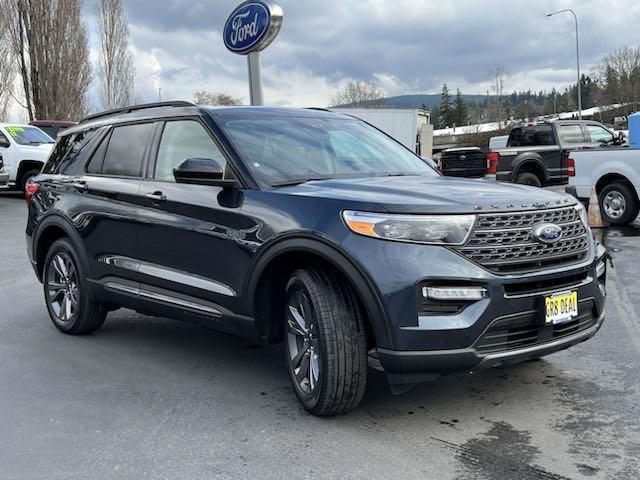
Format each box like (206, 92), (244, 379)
(599, 182), (639, 225)
(284, 268), (367, 416)
(43, 239), (107, 335)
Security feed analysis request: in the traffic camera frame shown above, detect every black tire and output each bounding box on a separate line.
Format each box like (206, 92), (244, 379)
(599, 182), (639, 225)
(20, 169), (40, 193)
(515, 171), (542, 188)
(43, 239), (107, 335)
(284, 268), (367, 416)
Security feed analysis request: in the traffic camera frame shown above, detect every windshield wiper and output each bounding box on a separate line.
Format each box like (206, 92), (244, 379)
(271, 177), (331, 187)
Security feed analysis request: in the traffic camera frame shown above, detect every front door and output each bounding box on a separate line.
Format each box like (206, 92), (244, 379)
(136, 119), (258, 321)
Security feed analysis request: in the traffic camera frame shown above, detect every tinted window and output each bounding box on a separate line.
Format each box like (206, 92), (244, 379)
(44, 129), (100, 174)
(218, 116), (435, 187)
(101, 123), (153, 177)
(558, 125), (585, 144)
(86, 133), (110, 175)
(155, 120), (227, 181)
(587, 125), (614, 144)
(507, 126), (554, 147)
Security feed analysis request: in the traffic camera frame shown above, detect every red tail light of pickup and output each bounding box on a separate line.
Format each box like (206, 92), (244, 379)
(486, 152), (500, 174)
(568, 157), (576, 177)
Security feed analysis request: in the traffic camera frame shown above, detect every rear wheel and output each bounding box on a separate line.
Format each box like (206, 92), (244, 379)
(43, 239), (107, 335)
(284, 268), (367, 416)
(515, 171), (542, 188)
(599, 182), (639, 225)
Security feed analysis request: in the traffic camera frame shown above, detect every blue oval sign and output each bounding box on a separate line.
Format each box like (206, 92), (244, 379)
(223, 1), (282, 55)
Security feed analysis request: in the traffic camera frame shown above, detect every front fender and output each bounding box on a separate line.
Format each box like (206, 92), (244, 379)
(243, 233), (393, 349)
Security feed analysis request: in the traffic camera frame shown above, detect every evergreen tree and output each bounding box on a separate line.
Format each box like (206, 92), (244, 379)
(453, 89), (468, 126)
(437, 83), (453, 128)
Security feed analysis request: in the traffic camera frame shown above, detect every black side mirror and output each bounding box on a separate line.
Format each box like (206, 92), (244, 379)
(618, 131), (626, 143)
(173, 158), (238, 188)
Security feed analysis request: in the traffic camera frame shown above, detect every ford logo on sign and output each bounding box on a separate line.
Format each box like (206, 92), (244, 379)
(532, 223), (563, 244)
(223, 1), (283, 55)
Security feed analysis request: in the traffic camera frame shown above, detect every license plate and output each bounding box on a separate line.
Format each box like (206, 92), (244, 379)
(545, 291), (578, 325)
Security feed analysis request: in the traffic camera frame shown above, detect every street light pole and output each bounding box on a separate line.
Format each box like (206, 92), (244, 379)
(547, 9), (582, 119)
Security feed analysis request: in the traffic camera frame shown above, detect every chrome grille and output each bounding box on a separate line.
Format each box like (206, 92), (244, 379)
(455, 207), (590, 274)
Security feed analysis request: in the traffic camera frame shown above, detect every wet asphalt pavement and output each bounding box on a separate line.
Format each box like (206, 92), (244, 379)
(0, 191), (639, 480)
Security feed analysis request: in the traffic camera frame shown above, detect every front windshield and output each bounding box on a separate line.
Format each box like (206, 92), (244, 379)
(4, 125), (55, 145)
(217, 115), (436, 186)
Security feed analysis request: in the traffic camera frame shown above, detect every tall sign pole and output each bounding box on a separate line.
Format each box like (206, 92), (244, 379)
(223, 1), (283, 106)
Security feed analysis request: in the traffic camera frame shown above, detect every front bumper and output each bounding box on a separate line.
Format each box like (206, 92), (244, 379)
(377, 309), (604, 385)
(341, 229), (607, 384)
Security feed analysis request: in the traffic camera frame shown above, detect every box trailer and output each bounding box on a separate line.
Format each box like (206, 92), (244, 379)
(331, 108), (433, 157)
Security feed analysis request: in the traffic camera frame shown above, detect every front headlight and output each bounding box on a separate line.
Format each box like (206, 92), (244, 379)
(342, 211), (476, 245)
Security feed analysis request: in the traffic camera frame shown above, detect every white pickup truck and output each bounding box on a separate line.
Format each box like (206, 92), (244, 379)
(566, 148), (640, 225)
(0, 123), (55, 192)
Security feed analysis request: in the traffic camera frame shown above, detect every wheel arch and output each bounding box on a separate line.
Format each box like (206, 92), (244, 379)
(595, 173), (638, 199)
(244, 235), (392, 349)
(17, 159), (44, 182)
(33, 214), (90, 283)
(513, 154), (548, 184)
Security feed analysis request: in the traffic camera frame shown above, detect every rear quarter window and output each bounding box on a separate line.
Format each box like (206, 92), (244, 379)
(43, 129), (101, 175)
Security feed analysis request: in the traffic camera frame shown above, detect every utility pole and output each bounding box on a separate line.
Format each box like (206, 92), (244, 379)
(547, 9), (582, 119)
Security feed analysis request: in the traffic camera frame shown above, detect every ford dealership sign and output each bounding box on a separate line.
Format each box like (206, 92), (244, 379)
(223, 1), (283, 55)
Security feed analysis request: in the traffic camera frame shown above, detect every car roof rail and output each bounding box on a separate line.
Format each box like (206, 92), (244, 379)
(79, 101), (197, 124)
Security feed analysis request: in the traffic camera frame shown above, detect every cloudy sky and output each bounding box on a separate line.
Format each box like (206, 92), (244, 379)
(10, 0), (640, 119)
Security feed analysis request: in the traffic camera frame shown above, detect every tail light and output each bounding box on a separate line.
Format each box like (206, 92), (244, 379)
(486, 152), (500, 174)
(25, 182), (40, 204)
(567, 157), (576, 177)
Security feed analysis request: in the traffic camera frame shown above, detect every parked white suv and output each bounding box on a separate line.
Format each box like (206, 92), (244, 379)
(0, 123), (55, 192)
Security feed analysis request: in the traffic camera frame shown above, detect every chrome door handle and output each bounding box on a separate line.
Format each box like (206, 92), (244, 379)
(145, 191), (166, 203)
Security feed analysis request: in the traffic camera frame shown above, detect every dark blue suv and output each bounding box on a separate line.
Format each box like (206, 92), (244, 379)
(26, 102), (607, 415)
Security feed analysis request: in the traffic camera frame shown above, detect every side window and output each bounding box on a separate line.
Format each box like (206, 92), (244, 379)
(101, 123), (154, 177)
(532, 126), (555, 145)
(587, 125), (615, 144)
(154, 120), (227, 182)
(86, 132), (111, 175)
(558, 125), (585, 144)
(0, 130), (10, 146)
(507, 128), (523, 147)
(43, 129), (99, 174)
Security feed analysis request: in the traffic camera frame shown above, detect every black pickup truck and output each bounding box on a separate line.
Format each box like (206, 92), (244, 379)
(489, 120), (624, 187)
(432, 146), (487, 178)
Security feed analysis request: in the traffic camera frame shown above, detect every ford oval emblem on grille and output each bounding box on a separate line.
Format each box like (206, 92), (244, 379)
(532, 223), (563, 244)
(460, 155), (467, 160)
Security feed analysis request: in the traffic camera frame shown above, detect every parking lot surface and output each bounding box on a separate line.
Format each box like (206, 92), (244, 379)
(1, 191), (639, 480)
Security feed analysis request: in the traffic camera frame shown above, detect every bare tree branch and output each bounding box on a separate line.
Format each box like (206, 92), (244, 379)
(0, 6), (16, 120)
(193, 91), (243, 106)
(330, 80), (386, 108)
(96, 0), (136, 110)
(8, 0), (92, 121)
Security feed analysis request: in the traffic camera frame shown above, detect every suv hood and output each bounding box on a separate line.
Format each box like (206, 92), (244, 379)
(275, 175), (576, 214)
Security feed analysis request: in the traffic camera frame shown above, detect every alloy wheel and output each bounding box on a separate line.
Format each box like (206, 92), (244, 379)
(286, 289), (320, 395)
(46, 252), (79, 324)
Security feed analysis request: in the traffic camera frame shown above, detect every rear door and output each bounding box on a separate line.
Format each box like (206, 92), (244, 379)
(135, 118), (258, 325)
(79, 122), (156, 293)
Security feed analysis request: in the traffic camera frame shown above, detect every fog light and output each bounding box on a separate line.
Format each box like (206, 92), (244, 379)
(596, 261), (606, 279)
(422, 286), (487, 301)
